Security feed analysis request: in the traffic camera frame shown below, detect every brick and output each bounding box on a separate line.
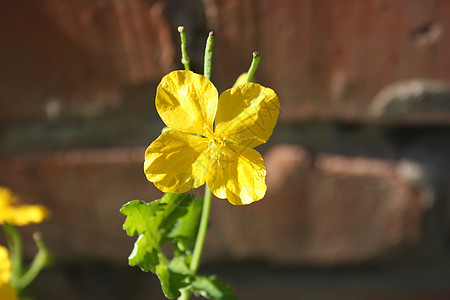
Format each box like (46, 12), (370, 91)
(0, 0), (175, 121)
(213, 0), (450, 123)
(370, 79), (450, 125)
(206, 145), (425, 265)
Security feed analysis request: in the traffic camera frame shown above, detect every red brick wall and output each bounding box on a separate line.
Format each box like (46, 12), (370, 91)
(214, 0), (450, 123)
(0, 0), (449, 269)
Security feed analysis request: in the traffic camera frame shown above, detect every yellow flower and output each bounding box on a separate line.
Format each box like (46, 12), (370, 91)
(0, 187), (49, 226)
(144, 70), (279, 205)
(0, 246), (11, 285)
(0, 246), (17, 300)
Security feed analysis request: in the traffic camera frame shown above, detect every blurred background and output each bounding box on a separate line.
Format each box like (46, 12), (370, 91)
(1, 0), (449, 299)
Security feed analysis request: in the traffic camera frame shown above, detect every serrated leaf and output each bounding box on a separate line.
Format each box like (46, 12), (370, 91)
(121, 200), (165, 272)
(121, 200), (165, 238)
(191, 275), (237, 300)
(156, 263), (191, 299)
(128, 234), (159, 272)
(120, 194), (201, 273)
(159, 193), (200, 240)
(168, 196), (203, 251)
(168, 256), (191, 275)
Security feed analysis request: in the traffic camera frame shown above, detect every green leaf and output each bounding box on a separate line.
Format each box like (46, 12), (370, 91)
(120, 194), (202, 272)
(127, 234), (159, 272)
(191, 275), (237, 300)
(168, 256), (191, 275)
(156, 263), (191, 299)
(159, 193), (200, 242)
(121, 200), (165, 238)
(168, 196), (203, 251)
(120, 200), (165, 272)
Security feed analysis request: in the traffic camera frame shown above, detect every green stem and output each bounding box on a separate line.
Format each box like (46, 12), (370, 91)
(178, 26), (191, 71)
(178, 187), (213, 300)
(179, 187), (212, 300)
(203, 31), (214, 80)
(3, 223), (23, 290)
(14, 232), (51, 290)
(189, 185), (212, 273)
(246, 51), (261, 83)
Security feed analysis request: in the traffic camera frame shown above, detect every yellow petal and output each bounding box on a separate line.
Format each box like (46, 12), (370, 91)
(0, 187), (49, 226)
(0, 246), (11, 284)
(207, 143), (267, 205)
(0, 187), (15, 211)
(0, 283), (17, 300)
(144, 130), (210, 193)
(215, 83), (279, 148)
(156, 70), (218, 136)
(2, 205), (49, 226)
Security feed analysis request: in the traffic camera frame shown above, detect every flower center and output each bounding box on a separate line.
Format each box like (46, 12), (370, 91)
(209, 135), (226, 150)
(208, 134), (230, 165)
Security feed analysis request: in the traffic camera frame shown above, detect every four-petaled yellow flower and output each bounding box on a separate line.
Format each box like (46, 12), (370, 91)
(0, 246), (17, 300)
(0, 187), (49, 226)
(144, 70), (279, 205)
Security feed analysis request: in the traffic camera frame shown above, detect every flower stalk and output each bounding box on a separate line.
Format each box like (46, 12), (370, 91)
(178, 26), (191, 71)
(203, 31), (214, 80)
(14, 232), (50, 290)
(2, 224), (50, 292)
(189, 185), (212, 274)
(3, 223), (22, 290)
(246, 51), (261, 83)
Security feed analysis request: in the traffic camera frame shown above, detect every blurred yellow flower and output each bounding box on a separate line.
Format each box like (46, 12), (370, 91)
(144, 70), (279, 205)
(0, 246), (17, 300)
(0, 187), (49, 226)
(0, 246), (11, 284)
